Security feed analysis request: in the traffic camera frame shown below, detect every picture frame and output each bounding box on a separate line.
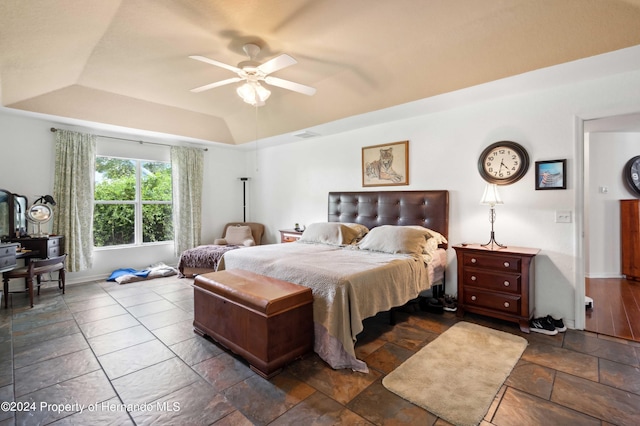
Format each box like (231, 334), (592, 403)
(362, 141), (409, 187)
(535, 159), (567, 190)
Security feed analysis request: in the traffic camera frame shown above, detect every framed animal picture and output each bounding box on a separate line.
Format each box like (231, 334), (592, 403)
(362, 141), (409, 187)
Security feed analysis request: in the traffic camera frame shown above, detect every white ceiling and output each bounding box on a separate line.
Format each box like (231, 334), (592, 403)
(2, 0), (640, 145)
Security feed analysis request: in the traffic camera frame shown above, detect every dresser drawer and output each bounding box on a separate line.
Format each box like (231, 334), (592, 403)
(48, 245), (62, 257)
(0, 254), (17, 270)
(462, 269), (521, 294)
(463, 288), (521, 315)
(463, 252), (521, 273)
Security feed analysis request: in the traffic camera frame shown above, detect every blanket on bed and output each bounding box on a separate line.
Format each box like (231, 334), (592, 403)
(177, 244), (240, 277)
(218, 242), (432, 373)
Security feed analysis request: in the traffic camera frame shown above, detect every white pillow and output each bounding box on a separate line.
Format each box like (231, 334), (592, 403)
(225, 225), (254, 246)
(299, 222), (360, 245)
(357, 225), (429, 254)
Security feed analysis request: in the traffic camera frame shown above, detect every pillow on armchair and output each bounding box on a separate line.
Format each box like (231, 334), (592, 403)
(224, 225), (255, 246)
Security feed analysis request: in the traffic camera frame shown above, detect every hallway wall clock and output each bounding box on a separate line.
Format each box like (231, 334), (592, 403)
(624, 155), (640, 196)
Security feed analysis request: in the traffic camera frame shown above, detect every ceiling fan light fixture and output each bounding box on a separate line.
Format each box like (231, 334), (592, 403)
(237, 81), (271, 106)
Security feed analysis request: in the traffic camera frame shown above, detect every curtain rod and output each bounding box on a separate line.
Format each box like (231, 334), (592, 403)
(50, 127), (208, 151)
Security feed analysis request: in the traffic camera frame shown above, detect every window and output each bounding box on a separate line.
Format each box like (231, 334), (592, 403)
(94, 156), (173, 247)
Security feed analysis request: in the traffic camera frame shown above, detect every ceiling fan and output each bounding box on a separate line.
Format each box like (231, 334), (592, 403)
(189, 43), (316, 106)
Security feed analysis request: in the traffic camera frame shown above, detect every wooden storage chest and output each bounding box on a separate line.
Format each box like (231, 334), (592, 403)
(193, 269), (313, 378)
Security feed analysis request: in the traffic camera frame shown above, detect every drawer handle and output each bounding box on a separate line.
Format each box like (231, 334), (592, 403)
(471, 258), (477, 263)
(471, 295), (477, 301)
(504, 302), (510, 308)
(503, 261), (510, 268)
(503, 281), (510, 287)
(471, 275), (477, 281)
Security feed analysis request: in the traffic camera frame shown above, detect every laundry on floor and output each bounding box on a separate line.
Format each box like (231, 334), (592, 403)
(107, 262), (178, 284)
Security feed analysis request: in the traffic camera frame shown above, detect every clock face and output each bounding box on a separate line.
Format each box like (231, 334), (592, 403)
(625, 155), (640, 197)
(478, 141), (529, 185)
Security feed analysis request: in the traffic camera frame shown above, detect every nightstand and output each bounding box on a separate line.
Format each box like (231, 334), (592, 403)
(279, 229), (303, 243)
(453, 244), (539, 333)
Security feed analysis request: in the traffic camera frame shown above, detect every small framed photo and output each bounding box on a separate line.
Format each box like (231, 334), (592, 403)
(362, 141), (409, 187)
(535, 159), (567, 190)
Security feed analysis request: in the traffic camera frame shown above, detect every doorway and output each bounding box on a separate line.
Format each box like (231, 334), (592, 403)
(583, 112), (640, 341)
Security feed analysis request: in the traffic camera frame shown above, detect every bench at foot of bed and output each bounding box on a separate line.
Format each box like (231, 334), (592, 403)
(193, 269), (314, 379)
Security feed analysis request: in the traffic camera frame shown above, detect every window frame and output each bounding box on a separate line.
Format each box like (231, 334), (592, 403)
(94, 155), (173, 249)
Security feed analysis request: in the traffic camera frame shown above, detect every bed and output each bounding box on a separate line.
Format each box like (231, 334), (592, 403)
(177, 222), (264, 277)
(218, 190), (449, 373)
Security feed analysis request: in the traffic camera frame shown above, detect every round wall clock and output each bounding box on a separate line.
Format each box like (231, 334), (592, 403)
(478, 141), (530, 185)
(624, 155), (640, 196)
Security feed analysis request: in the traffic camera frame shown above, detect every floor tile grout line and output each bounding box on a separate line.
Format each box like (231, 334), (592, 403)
(98, 279), (211, 416)
(55, 288), (138, 425)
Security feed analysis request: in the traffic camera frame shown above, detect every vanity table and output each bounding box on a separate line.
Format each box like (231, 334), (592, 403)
(11, 236), (65, 259)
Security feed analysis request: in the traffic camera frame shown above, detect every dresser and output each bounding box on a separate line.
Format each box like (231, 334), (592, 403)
(279, 229), (303, 243)
(0, 243), (19, 273)
(621, 199), (640, 280)
(11, 235), (65, 259)
(453, 244), (539, 333)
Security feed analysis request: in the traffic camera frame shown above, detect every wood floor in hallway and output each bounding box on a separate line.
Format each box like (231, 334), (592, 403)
(586, 277), (640, 343)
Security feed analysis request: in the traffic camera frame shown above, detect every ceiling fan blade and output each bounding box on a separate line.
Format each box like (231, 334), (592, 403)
(264, 76), (316, 96)
(190, 77), (242, 93)
(189, 55), (241, 73)
(258, 54), (297, 75)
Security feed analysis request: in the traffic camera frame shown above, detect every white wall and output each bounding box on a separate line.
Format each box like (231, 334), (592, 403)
(0, 110), (245, 283)
(246, 67), (640, 329)
(586, 132), (640, 277)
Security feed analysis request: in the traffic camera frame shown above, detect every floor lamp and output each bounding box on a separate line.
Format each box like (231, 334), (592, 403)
(239, 177), (249, 222)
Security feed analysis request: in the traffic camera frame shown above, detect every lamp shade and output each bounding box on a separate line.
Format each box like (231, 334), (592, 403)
(480, 183), (503, 207)
(237, 82), (271, 106)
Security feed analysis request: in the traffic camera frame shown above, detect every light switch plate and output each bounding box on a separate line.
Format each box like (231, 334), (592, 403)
(555, 210), (572, 223)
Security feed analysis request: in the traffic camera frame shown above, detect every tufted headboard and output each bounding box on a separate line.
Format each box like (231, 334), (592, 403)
(328, 190), (449, 248)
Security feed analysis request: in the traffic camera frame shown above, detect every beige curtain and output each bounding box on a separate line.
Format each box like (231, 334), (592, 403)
(171, 146), (204, 256)
(53, 130), (96, 271)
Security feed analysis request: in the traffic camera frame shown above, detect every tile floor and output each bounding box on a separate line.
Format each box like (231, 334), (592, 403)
(1, 275), (640, 425)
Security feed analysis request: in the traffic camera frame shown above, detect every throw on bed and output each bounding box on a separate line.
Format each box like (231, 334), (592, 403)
(177, 244), (241, 277)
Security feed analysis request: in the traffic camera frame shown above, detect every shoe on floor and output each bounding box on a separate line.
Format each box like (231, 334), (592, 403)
(442, 294), (457, 312)
(530, 316), (558, 335)
(547, 315), (567, 332)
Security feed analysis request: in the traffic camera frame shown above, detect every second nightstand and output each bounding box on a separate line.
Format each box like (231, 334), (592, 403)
(279, 229), (303, 243)
(453, 244), (539, 333)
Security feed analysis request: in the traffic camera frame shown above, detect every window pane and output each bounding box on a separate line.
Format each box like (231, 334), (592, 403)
(93, 204), (135, 247)
(95, 157), (136, 201)
(141, 161), (172, 201)
(143, 204), (173, 242)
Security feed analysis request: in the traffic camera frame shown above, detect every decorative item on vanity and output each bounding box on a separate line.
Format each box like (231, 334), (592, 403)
(480, 183), (506, 249)
(624, 155), (640, 197)
(26, 195), (56, 238)
(478, 141), (529, 185)
(535, 159), (567, 190)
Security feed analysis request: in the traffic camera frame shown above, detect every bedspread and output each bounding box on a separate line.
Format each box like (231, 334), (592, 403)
(218, 242), (436, 373)
(177, 245), (240, 277)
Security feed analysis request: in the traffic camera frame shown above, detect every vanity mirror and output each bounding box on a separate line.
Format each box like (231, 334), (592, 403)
(0, 189), (10, 239)
(12, 194), (28, 237)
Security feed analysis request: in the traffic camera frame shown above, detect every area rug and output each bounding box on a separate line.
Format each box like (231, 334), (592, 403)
(382, 321), (527, 426)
